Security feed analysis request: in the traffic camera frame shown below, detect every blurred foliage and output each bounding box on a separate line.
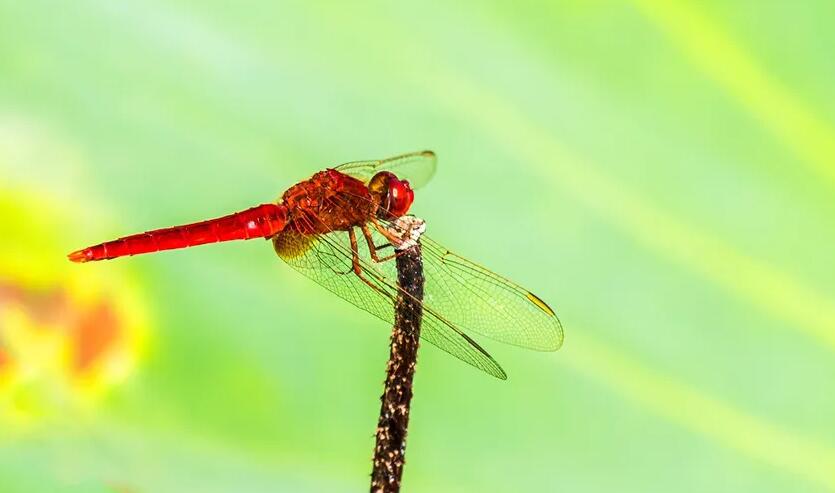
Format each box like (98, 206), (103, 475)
(1, 0), (835, 491)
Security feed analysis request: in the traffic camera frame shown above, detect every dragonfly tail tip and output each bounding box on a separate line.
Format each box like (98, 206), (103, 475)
(67, 248), (91, 263)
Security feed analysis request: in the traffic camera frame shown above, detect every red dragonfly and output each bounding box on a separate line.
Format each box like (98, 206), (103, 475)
(68, 151), (562, 378)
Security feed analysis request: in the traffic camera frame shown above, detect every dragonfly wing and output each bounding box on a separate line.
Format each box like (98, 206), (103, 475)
(419, 235), (564, 350)
(273, 228), (506, 379)
(361, 224), (563, 351)
(334, 150), (437, 190)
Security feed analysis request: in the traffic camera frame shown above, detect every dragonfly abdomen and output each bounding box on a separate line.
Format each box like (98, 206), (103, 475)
(68, 203), (288, 262)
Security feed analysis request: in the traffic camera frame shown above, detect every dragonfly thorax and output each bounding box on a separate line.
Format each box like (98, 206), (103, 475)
(281, 169), (378, 235)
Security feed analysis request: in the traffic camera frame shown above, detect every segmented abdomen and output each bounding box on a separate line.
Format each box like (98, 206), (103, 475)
(68, 203), (287, 262)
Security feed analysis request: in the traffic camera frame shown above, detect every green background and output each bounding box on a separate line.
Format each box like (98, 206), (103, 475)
(2, 0), (835, 491)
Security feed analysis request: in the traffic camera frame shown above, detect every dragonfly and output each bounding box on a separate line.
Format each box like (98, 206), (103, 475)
(68, 151), (563, 378)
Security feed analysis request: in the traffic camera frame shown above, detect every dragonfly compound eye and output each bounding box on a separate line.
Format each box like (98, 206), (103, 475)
(387, 177), (414, 217)
(369, 171), (414, 218)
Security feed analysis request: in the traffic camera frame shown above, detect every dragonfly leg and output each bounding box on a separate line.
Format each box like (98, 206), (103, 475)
(371, 217), (402, 245)
(349, 229), (394, 299)
(361, 224), (401, 263)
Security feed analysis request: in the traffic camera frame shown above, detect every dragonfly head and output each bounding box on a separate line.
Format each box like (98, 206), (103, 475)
(368, 171), (414, 219)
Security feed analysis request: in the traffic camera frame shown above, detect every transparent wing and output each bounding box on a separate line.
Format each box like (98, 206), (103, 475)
(273, 228), (507, 379)
(363, 223), (563, 351)
(335, 150), (437, 190)
(420, 235), (563, 350)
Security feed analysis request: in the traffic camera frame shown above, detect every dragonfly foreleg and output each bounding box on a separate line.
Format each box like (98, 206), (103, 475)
(361, 224), (401, 263)
(371, 217), (403, 245)
(349, 229), (394, 299)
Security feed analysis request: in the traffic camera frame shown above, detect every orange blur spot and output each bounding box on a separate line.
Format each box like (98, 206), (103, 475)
(0, 279), (124, 377)
(72, 301), (120, 372)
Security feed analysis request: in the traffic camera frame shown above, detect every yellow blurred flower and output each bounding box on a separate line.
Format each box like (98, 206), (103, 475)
(0, 186), (149, 426)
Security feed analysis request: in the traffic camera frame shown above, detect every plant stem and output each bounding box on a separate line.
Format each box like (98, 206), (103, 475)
(370, 240), (424, 493)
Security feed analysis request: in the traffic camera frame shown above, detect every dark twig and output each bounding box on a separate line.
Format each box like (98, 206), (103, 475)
(370, 218), (425, 493)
